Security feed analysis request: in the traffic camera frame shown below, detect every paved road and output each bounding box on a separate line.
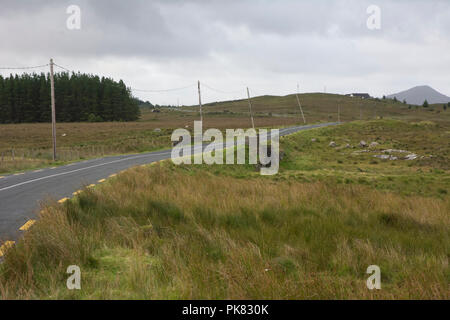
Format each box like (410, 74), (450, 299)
(0, 122), (338, 242)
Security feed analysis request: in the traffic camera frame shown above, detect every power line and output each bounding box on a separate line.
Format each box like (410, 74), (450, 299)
(0, 64), (49, 70)
(53, 63), (74, 73)
(200, 82), (243, 94)
(53, 63), (197, 94)
(131, 83), (196, 93)
(54, 64), (197, 94)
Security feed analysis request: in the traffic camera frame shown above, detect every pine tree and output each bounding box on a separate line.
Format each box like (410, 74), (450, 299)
(0, 72), (140, 123)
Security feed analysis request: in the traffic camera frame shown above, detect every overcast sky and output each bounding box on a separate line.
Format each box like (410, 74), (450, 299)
(0, 0), (449, 105)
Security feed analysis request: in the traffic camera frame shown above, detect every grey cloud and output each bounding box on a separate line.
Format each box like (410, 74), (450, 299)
(0, 0), (448, 104)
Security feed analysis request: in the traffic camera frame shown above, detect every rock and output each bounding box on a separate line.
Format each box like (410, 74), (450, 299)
(154, 128), (162, 132)
(311, 138), (317, 142)
(383, 149), (409, 154)
(61, 133), (67, 137)
(329, 141), (337, 147)
(369, 142), (379, 148)
(345, 144), (351, 148)
(360, 141), (368, 148)
(374, 155), (397, 160)
(404, 154), (418, 161)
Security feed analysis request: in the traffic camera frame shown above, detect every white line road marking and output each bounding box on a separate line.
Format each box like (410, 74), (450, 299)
(0, 124), (334, 194)
(0, 151), (172, 193)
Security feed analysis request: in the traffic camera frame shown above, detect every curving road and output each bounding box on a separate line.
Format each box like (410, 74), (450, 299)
(0, 123), (338, 244)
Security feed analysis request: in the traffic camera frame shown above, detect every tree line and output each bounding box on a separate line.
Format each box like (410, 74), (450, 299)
(0, 72), (140, 123)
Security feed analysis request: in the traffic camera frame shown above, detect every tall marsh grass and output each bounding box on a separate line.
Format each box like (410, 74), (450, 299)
(0, 163), (448, 299)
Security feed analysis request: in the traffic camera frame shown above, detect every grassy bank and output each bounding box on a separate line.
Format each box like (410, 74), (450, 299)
(0, 120), (448, 299)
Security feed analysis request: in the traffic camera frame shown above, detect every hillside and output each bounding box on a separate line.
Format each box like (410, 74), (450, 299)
(387, 85), (450, 105)
(182, 92), (450, 124)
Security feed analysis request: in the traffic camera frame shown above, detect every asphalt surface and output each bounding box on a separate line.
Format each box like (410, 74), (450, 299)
(0, 122), (338, 242)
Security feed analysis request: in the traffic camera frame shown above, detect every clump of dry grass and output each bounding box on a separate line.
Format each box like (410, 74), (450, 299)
(0, 163), (448, 299)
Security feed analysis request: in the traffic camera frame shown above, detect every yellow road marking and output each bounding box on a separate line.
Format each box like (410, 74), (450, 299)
(19, 220), (36, 231)
(0, 241), (15, 257)
(58, 197), (69, 204)
(109, 174), (117, 178)
(98, 179), (106, 183)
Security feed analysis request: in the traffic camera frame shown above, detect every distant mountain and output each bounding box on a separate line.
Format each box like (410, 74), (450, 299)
(387, 85), (450, 105)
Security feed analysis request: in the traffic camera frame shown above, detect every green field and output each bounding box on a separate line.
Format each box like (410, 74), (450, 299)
(1, 120), (448, 299)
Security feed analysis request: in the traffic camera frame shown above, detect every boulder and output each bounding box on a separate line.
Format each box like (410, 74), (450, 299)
(369, 142), (379, 148)
(360, 141), (368, 148)
(329, 141), (337, 147)
(374, 155), (398, 160)
(154, 128), (162, 132)
(404, 154), (418, 161)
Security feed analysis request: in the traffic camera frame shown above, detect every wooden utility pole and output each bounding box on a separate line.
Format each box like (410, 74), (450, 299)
(198, 80), (203, 122)
(50, 58), (57, 161)
(246, 87), (255, 130)
(296, 83), (306, 124)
